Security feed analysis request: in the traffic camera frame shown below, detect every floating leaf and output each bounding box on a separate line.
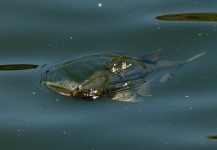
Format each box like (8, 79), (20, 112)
(207, 135), (217, 139)
(0, 64), (38, 71)
(156, 13), (217, 21)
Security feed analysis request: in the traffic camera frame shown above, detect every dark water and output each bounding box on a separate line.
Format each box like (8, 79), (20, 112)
(1, 0), (217, 149)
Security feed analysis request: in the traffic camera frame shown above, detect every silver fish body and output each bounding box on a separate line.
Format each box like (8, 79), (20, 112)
(44, 50), (206, 101)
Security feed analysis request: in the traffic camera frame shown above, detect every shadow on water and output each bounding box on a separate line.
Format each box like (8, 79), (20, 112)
(156, 13), (217, 21)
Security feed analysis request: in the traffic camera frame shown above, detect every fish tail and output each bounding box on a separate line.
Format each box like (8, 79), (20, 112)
(186, 51), (206, 62)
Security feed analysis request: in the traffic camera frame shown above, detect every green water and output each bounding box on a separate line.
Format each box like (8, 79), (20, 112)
(1, 0), (217, 149)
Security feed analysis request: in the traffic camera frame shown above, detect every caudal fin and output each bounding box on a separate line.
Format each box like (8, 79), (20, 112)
(186, 51), (206, 62)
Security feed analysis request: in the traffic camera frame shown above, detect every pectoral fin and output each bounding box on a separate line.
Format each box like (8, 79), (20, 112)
(136, 83), (152, 96)
(45, 81), (78, 96)
(112, 91), (143, 102)
(159, 73), (170, 83)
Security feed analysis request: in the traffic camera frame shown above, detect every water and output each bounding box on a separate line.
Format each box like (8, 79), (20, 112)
(1, 0), (217, 149)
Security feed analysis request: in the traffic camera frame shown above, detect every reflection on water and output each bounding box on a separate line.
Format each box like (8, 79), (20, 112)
(0, 64), (38, 71)
(156, 13), (217, 21)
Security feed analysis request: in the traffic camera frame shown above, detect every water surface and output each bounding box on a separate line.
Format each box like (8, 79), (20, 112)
(1, 0), (217, 149)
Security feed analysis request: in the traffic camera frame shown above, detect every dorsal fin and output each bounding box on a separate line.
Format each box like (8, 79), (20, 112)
(140, 49), (162, 62)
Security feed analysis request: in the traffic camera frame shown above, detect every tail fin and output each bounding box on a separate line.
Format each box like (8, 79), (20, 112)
(186, 51), (206, 62)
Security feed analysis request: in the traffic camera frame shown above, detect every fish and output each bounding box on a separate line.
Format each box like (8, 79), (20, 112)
(44, 50), (206, 102)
